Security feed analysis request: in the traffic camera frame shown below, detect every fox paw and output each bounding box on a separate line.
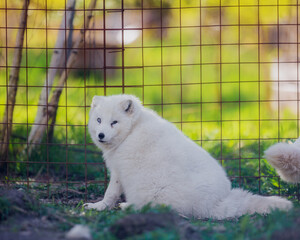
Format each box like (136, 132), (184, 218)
(84, 201), (108, 211)
(119, 202), (131, 210)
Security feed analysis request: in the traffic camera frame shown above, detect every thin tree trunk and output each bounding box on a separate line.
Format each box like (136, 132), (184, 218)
(0, 0), (30, 168)
(47, 0), (76, 143)
(27, 0), (98, 155)
(28, 0), (76, 147)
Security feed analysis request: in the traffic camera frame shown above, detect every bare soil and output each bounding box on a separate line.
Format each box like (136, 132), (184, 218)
(0, 188), (67, 240)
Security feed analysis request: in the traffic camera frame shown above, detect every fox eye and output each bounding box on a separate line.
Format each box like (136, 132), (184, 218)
(111, 120), (118, 127)
(97, 118), (101, 124)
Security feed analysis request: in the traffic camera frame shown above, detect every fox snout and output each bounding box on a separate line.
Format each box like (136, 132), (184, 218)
(98, 132), (105, 141)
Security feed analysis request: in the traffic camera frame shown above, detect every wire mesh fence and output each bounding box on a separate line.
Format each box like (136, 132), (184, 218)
(0, 0), (299, 201)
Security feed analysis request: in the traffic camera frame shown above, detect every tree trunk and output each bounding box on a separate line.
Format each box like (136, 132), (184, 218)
(0, 0), (30, 168)
(47, 0), (76, 143)
(28, 0), (76, 148)
(27, 0), (98, 155)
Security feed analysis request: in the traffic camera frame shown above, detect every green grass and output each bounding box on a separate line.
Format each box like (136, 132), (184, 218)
(40, 199), (300, 240)
(0, 196), (12, 220)
(1, 184), (300, 240)
(191, 206), (300, 240)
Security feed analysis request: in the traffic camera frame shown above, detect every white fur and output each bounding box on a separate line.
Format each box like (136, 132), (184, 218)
(265, 139), (300, 183)
(84, 94), (292, 219)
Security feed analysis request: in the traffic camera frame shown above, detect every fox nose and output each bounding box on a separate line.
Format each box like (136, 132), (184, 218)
(98, 133), (105, 140)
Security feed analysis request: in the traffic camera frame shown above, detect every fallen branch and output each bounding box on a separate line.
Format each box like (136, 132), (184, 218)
(12, 205), (28, 214)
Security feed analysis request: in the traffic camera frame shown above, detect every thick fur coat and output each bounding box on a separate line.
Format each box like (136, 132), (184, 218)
(265, 138), (300, 183)
(84, 94), (292, 219)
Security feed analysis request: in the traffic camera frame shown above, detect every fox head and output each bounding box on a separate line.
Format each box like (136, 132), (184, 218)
(88, 94), (142, 150)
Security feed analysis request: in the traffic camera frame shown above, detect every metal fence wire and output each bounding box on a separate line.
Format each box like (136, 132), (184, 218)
(0, 0), (299, 201)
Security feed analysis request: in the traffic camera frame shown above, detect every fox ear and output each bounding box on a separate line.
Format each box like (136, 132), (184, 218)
(122, 99), (134, 114)
(91, 96), (103, 108)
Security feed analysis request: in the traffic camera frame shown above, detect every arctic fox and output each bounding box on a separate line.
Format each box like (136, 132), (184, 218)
(84, 94), (292, 219)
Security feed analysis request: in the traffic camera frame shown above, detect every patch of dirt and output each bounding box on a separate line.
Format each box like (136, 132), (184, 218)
(0, 215), (66, 240)
(109, 212), (202, 240)
(0, 188), (37, 218)
(0, 188), (67, 240)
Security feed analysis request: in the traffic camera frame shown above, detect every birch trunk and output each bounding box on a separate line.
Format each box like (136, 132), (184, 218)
(28, 0), (76, 147)
(0, 0), (30, 167)
(27, 0), (98, 155)
(47, 0), (75, 143)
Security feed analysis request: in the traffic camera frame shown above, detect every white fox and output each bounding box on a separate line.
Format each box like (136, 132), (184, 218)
(84, 94), (292, 219)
